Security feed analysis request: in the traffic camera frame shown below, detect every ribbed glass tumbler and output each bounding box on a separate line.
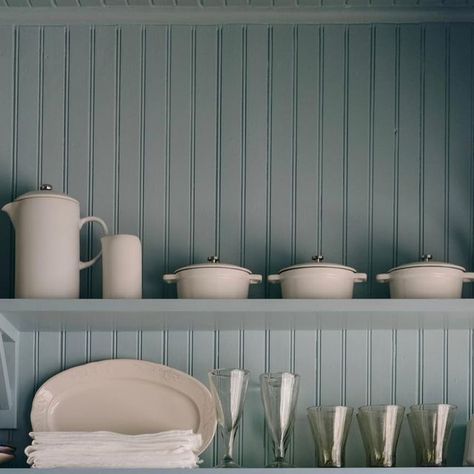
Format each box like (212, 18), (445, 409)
(307, 406), (353, 467)
(408, 403), (457, 467)
(208, 368), (250, 468)
(260, 372), (300, 468)
(357, 404), (405, 467)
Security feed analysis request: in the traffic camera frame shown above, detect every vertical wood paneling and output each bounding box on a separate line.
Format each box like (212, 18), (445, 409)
(191, 330), (215, 467)
(346, 25), (370, 297)
(89, 26), (116, 297)
(423, 329), (445, 403)
(193, 26), (217, 265)
(16, 27), (39, 195)
(268, 25), (294, 297)
(0, 26), (14, 297)
(88, 331), (113, 360)
(3, 22), (474, 469)
(219, 25), (244, 265)
(67, 26), (93, 297)
(41, 27), (65, 188)
(117, 26), (142, 235)
(320, 25), (344, 263)
(371, 25), (396, 297)
(370, 330), (393, 403)
(294, 25), (318, 263)
(142, 25), (167, 298)
(140, 330), (164, 363)
(320, 330), (343, 405)
(36, 332), (61, 389)
(64, 331), (87, 369)
(243, 25), (267, 297)
(423, 24), (448, 259)
(168, 25), (192, 275)
(397, 24), (421, 266)
(448, 25), (472, 288)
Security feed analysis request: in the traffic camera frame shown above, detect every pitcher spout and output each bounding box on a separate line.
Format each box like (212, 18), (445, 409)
(2, 201), (18, 227)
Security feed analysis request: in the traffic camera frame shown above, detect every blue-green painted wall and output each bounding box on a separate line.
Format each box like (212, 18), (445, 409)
(0, 23), (472, 300)
(0, 23), (472, 468)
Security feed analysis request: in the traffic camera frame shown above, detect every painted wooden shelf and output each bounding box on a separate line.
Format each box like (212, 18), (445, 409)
(0, 298), (473, 332)
(0, 468), (473, 472)
(0, 4), (472, 25)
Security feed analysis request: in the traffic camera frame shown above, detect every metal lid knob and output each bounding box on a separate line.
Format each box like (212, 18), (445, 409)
(40, 184), (53, 191)
(207, 256), (220, 263)
(312, 255), (324, 262)
(421, 254), (433, 262)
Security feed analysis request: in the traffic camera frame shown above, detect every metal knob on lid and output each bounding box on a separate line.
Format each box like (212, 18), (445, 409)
(207, 256), (220, 263)
(421, 254), (433, 262)
(312, 255), (324, 262)
(40, 184), (53, 191)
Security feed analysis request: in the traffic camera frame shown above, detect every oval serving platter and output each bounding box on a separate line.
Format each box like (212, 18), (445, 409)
(31, 359), (216, 454)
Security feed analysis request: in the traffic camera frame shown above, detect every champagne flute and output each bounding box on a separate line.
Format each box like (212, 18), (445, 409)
(260, 372), (300, 468)
(208, 368), (250, 468)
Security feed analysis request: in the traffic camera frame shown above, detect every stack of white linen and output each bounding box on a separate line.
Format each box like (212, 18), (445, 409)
(25, 430), (202, 469)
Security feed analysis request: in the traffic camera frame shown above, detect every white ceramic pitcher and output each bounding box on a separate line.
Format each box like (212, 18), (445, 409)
(2, 184), (108, 298)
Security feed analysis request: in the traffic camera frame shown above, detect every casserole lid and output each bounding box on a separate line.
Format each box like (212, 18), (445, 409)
(278, 256), (357, 273)
(15, 184), (78, 204)
(387, 254), (465, 272)
(173, 256), (252, 274)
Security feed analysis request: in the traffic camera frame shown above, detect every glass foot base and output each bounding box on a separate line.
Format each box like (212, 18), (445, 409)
(266, 460), (294, 468)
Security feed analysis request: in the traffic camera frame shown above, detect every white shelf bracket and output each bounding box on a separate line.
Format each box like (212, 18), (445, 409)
(0, 312), (18, 429)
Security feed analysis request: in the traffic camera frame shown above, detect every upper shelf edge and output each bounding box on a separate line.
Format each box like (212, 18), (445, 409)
(0, 298), (473, 332)
(0, 5), (472, 25)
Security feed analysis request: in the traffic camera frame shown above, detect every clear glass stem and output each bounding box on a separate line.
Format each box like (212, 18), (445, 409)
(273, 440), (286, 462)
(221, 426), (238, 461)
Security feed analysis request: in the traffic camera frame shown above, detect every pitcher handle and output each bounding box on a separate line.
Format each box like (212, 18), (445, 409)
(79, 216), (109, 270)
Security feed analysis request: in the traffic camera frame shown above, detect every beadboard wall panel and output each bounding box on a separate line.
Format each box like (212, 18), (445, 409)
(0, 23), (473, 299)
(0, 22), (473, 468)
(1, 328), (472, 467)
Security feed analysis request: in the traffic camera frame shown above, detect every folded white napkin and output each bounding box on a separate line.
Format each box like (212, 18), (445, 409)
(26, 430), (202, 469)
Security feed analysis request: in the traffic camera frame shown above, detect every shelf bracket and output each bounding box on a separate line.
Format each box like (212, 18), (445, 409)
(0, 313), (18, 429)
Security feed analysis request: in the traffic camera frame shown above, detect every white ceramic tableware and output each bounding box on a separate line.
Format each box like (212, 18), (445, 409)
(163, 256), (262, 299)
(376, 254), (474, 299)
(268, 256), (367, 299)
(30, 359), (216, 454)
(101, 234), (142, 299)
(2, 184), (108, 298)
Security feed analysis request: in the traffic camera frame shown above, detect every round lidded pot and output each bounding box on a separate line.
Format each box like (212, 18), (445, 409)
(163, 256), (262, 299)
(267, 256), (367, 299)
(376, 254), (474, 299)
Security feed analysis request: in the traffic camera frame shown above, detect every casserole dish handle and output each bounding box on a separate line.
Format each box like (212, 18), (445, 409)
(267, 274), (281, 284)
(353, 273), (367, 283)
(249, 274), (263, 285)
(463, 272), (474, 283)
(163, 274), (178, 283)
(376, 273), (390, 283)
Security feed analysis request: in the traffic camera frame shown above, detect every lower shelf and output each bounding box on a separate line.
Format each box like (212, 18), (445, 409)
(0, 468), (472, 472)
